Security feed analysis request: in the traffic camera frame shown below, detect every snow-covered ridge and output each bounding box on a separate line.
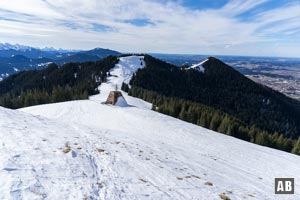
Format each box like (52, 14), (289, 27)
(0, 43), (71, 52)
(90, 55), (150, 109)
(113, 55), (145, 85)
(0, 43), (33, 51)
(188, 58), (209, 72)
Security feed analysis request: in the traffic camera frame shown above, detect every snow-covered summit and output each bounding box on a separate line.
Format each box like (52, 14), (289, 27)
(0, 43), (33, 51)
(0, 43), (71, 53)
(41, 47), (62, 52)
(188, 58), (209, 72)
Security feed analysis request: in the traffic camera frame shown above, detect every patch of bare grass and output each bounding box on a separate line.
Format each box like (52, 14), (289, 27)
(63, 142), (72, 153)
(63, 146), (71, 154)
(219, 193), (231, 200)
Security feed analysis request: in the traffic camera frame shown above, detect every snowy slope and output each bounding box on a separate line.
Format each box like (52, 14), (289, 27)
(19, 100), (300, 200)
(0, 106), (111, 199)
(188, 59), (209, 72)
(89, 55), (151, 109)
(1, 56), (300, 200)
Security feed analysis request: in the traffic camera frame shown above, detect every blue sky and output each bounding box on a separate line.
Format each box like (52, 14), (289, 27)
(0, 0), (300, 57)
(182, 0), (228, 9)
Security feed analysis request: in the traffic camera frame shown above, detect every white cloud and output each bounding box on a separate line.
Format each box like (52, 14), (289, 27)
(0, 0), (299, 57)
(0, 0), (65, 19)
(221, 0), (269, 16)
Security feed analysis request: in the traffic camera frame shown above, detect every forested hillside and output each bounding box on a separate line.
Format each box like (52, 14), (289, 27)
(126, 55), (300, 154)
(0, 56), (118, 108)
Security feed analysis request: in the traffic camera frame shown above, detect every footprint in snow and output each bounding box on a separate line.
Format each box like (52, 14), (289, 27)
(3, 168), (18, 171)
(71, 150), (77, 158)
(191, 175), (201, 179)
(139, 178), (147, 183)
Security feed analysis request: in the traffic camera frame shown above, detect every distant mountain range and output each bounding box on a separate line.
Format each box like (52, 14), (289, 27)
(0, 43), (121, 79)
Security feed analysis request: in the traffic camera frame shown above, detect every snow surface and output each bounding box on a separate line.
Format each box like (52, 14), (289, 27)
(0, 43), (72, 53)
(115, 96), (128, 107)
(1, 56), (300, 199)
(37, 62), (53, 67)
(189, 59), (209, 72)
(90, 55), (151, 109)
(13, 68), (19, 72)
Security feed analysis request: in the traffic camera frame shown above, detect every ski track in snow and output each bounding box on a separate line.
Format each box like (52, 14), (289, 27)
(0, 56), (300, 200)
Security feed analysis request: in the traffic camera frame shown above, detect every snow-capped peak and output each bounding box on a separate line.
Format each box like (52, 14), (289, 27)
(41, 47), (57, 52)
(0, 43), (33, 51)
(188, 58), (209, 72)
(0, 43), (72, 53)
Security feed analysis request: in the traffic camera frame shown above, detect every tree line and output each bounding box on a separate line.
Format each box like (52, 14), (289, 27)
(0, 56), (118, 109)
(128, 55), (300, 139)
(125, 84), (300, 155)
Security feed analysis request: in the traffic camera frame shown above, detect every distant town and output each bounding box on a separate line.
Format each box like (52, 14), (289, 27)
(248, 74), (300, 100)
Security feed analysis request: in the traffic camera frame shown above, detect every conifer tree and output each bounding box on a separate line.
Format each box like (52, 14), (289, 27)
(291, 138), (300, 155)
(209, 113), (221, 131)
(217, 115), (230, 133)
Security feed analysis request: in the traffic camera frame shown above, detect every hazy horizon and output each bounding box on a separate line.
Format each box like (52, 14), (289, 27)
(0, 0), (300, 58)
(2, 41), (300, 59)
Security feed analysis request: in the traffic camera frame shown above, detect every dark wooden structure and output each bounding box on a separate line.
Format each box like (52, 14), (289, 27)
(105, 91), (125, 105)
